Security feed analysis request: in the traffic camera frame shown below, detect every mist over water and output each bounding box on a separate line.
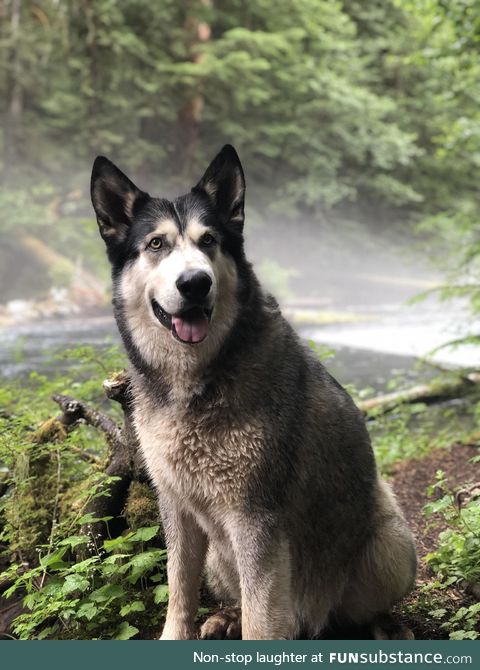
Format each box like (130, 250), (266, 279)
(248, 215), (477, 370)
(2, 200), (474, 389)
(247, 215), (435, 307)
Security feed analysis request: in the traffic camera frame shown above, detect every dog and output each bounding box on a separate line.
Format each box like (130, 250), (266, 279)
(91, 145), (416, 640)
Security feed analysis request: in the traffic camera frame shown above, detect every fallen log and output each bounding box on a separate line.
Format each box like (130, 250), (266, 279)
(29, 372), (152, 548)
(358, 372), (480, 415)
(51, 376), (141, 545)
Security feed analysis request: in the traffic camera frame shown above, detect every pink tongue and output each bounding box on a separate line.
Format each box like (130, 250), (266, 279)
(172, 313), (209, 343)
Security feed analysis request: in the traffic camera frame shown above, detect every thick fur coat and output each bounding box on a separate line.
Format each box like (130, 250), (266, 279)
(91, 145), (416, 640)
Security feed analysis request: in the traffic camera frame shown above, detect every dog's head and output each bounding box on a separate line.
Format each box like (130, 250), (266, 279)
(91, 145), (246, 367)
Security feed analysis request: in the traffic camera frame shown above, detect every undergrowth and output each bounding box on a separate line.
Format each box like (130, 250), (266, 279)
(0, 345), (168, 639)
(365, 369), (480, 472)
(422, 470), (480, 640)
(1, 345), (480, 638)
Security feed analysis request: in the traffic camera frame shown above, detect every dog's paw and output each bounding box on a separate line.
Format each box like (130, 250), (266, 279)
(372, 613), (415, 640)
(200, 607), (242, 640)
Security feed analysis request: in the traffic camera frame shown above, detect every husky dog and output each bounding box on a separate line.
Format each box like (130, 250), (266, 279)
(91, 145), (416, 640)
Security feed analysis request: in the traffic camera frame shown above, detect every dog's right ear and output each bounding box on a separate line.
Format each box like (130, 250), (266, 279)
(91, 156), (149, 248)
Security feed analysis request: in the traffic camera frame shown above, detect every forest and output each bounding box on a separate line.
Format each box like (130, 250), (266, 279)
(0, 0), (479, 640)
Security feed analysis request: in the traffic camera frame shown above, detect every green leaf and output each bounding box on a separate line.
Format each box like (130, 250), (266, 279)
(120, 600), (146, 616)
(76, 602), (98, 621)
(125, 550), (166, 584)
(429, 608), (447, 619)
(89, 584), (125, 603)
(62, 574), (90, 595)
(39, 548), (68, 569)
(36, 626), (58, 640)
(102, 554), (131, 564)
(58, 535), (90, 549)
(78, 513), (114, 525)
(153, 584), (169, 604)
(450, 630), (479, 640)
(103, 533), (134, 553)
(114, 622), (139, 640)
(24, 593), (38, 610)
(130, 526), (160, 542)
(70, 557), (100, 572)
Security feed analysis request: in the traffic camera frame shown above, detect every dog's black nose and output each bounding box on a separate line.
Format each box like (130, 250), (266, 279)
(176, 270), (212, 302)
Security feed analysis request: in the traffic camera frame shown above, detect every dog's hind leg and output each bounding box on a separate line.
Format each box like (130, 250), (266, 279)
(371, 613), (415, 640)
(338, 480), (416, 640)
(159, 496), (208, 640)
(205, 541), (240, 602)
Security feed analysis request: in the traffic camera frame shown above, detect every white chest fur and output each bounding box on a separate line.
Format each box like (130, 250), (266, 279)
(133, 401), (264, 507)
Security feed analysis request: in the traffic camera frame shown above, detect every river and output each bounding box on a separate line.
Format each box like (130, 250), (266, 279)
(2, 298), (475, 391)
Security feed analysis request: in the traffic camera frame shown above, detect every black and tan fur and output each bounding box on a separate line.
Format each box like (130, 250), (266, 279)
(91, 145), (416, 640)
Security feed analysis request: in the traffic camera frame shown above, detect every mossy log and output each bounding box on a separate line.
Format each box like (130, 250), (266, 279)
(358, 372), (480, 415)
(51, 373), (150, 544)
(16, 370), (158, 552)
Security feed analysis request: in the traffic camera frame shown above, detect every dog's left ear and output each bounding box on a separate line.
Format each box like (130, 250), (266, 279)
(194, 145), (245, 232)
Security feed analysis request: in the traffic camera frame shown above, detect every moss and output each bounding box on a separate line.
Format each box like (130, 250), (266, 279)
(124, 481), (159, 531)
(30, 417), (67, 444)
(5, 447), (58, 562)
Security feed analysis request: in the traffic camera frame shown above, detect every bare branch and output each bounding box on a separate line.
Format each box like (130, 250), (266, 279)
(51, 393), (123, 447)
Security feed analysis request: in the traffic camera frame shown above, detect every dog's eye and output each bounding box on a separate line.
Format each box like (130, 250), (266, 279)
(200, 233), (216, 247)
(148, 237), (163, 250)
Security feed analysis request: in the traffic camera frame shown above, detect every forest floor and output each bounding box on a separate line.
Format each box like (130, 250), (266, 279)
(390, 443), (479, 640)
(1, 433), (478, 640)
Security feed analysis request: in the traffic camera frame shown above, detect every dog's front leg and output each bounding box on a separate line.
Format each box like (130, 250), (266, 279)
(159, 496), (207, 640)
(230, 517), (294, 640)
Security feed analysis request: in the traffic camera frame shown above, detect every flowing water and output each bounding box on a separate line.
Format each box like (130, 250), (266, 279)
(1, 259), (477, 391)
(3, 218), (478, 390)
(0, 309), (450, 392)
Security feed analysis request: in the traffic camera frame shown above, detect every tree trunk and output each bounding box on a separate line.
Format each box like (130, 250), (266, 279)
(3, 0), (23, 172)
(175, 0), (212, 177)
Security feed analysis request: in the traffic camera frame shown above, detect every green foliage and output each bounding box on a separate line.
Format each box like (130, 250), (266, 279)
(0, 345), (170, 639)
(423, 470), (480, 640)
(1, 0), (420, 203)
(425, 470), (480, 586)
(368, 391), (479, 471)
(308, 340), (336, 363)
(2, 521), (166, 640)
(392, 1), (480, 328)
(4, 1), (479, 298)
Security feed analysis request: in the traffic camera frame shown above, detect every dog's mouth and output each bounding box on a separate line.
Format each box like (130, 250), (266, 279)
(151, 299), (212, 345)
